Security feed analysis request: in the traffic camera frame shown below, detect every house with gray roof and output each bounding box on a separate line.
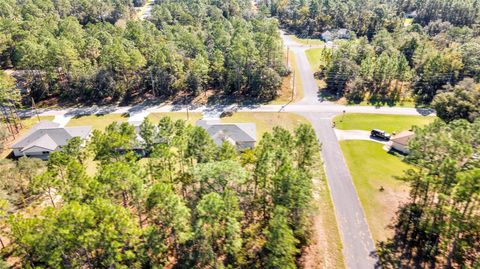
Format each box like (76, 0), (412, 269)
(11, 121), (92, 160)
(197, 120), (256, 150)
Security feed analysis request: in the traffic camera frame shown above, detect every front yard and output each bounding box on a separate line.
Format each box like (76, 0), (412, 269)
(333, 113), (436, 133)
(220, 112), (309, 139)
(66, 113), (128, 130)
(340, 140), (411, 243)
(147, 112), (202, 125)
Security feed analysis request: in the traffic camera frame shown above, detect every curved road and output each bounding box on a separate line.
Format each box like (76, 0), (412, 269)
(24, 31), (435, 269)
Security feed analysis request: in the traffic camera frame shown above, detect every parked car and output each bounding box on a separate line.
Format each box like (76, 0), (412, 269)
(370, 129), (391, 140)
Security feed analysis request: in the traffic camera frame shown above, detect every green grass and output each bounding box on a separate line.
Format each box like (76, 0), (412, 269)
(340, 140), (411, 242)
(288, 35), (325, 46)
(333, 113), (436, 133)
(305, 48), (328, 72)
(66, 113), (128, 130)
(20, 116), (55, 129)
(220, 112), (309, 139)
(147, 112), (202, 125)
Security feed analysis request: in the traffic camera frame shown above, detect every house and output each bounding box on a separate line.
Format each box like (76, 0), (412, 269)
(197, 120), (256, 150)
(388, 130), (415, 154)
(321, 30), (333, 42)
(11, 121), (92, 159)
(321, 28), (351, 42)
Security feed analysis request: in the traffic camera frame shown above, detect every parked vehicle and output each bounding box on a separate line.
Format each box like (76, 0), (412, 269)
(370, 129), (391, 140)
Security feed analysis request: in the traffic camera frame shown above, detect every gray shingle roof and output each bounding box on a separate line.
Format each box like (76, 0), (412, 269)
(197, 120), (256, 144)
(12, 121), (92, 152)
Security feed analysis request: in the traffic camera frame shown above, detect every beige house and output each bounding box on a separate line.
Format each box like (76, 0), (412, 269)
(197, 120), (256, 150)
(11, 121), (92, 160)
(388, 130), (415, 154)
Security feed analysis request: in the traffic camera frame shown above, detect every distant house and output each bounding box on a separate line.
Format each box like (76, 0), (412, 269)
(197, 120), (256, 150)
(388, 130), (415, 154)
(405, 10), (417, 19)
(11, 121), (92, 159)
(321, 28), (351, 42)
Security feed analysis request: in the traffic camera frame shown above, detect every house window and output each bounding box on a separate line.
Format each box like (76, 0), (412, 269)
(42, 151), (50, 154)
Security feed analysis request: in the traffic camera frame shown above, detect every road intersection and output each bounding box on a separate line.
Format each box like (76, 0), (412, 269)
(23, 33), (434, 269)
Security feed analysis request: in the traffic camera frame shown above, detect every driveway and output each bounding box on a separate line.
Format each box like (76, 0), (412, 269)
(335, 129), (388, 144)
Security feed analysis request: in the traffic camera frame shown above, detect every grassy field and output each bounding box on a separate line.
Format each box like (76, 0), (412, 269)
(66, 113), (128, 130)
(340, 140), (411, 243)
(306, 48), (328, 72)
(333, 113), (436, 133)
(147, 112), (202, 125)
(272, 49), (304, 104)
(220, 112), (309, 139)
(287, 35), (325, 46)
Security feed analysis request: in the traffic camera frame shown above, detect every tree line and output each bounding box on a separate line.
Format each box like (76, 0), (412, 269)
(264, 0), (480, 108)
(0, 117), (320, 268)
(0, 0), (285, 105)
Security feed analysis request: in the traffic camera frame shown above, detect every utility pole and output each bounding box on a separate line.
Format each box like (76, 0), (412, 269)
(31, 97), (40, 122)
(292, 69), (295, 101)
(286, 46), (290, 67)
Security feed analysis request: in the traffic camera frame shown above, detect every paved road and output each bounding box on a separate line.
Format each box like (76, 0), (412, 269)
(283, 32), (378, 268)
(301, 113), (378, 269)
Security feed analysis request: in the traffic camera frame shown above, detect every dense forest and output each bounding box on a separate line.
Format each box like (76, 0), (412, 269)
(0, 0), (285, 105)
(266, 0), (480, 107)
(0, 118), (320, 268)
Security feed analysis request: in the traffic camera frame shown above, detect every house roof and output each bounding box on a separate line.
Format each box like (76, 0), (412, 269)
(12, 121), (92, 152)
(391, 130), (415, 146)
(197, 120), (256, 145)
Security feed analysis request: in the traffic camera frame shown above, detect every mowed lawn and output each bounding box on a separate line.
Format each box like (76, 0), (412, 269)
(220, 112), (309, 139)
(66, 113), (128, 130)
(333, 113), (436, 133)
(340, 140), (411, 243)
(147, 112), (202, 125)
(305, 48), (327, 72)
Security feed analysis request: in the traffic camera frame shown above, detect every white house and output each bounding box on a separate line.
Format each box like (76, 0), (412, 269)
(197, 120), (256, 150)
(388, 130), (415, 154)
(11, 121), (92, 160)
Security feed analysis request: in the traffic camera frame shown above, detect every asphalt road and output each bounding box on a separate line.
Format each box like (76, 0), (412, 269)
(301, 113), (378, 269)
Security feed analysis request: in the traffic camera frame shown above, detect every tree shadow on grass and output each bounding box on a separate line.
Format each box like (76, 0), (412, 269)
(374, 204), (439, 269)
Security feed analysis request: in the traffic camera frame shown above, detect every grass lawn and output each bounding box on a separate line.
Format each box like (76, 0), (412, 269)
(340, 140), (411, 243)
(333, 113), (436, 133)
(220, 112), (309, 139)
(147, 112), (202, 125)
(306, 47), (328, 72)
(287, 35), (325, 46)
(20, 116), (55, 129)
(66, 113), (128, 131)
(272, 49), (304, 104)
